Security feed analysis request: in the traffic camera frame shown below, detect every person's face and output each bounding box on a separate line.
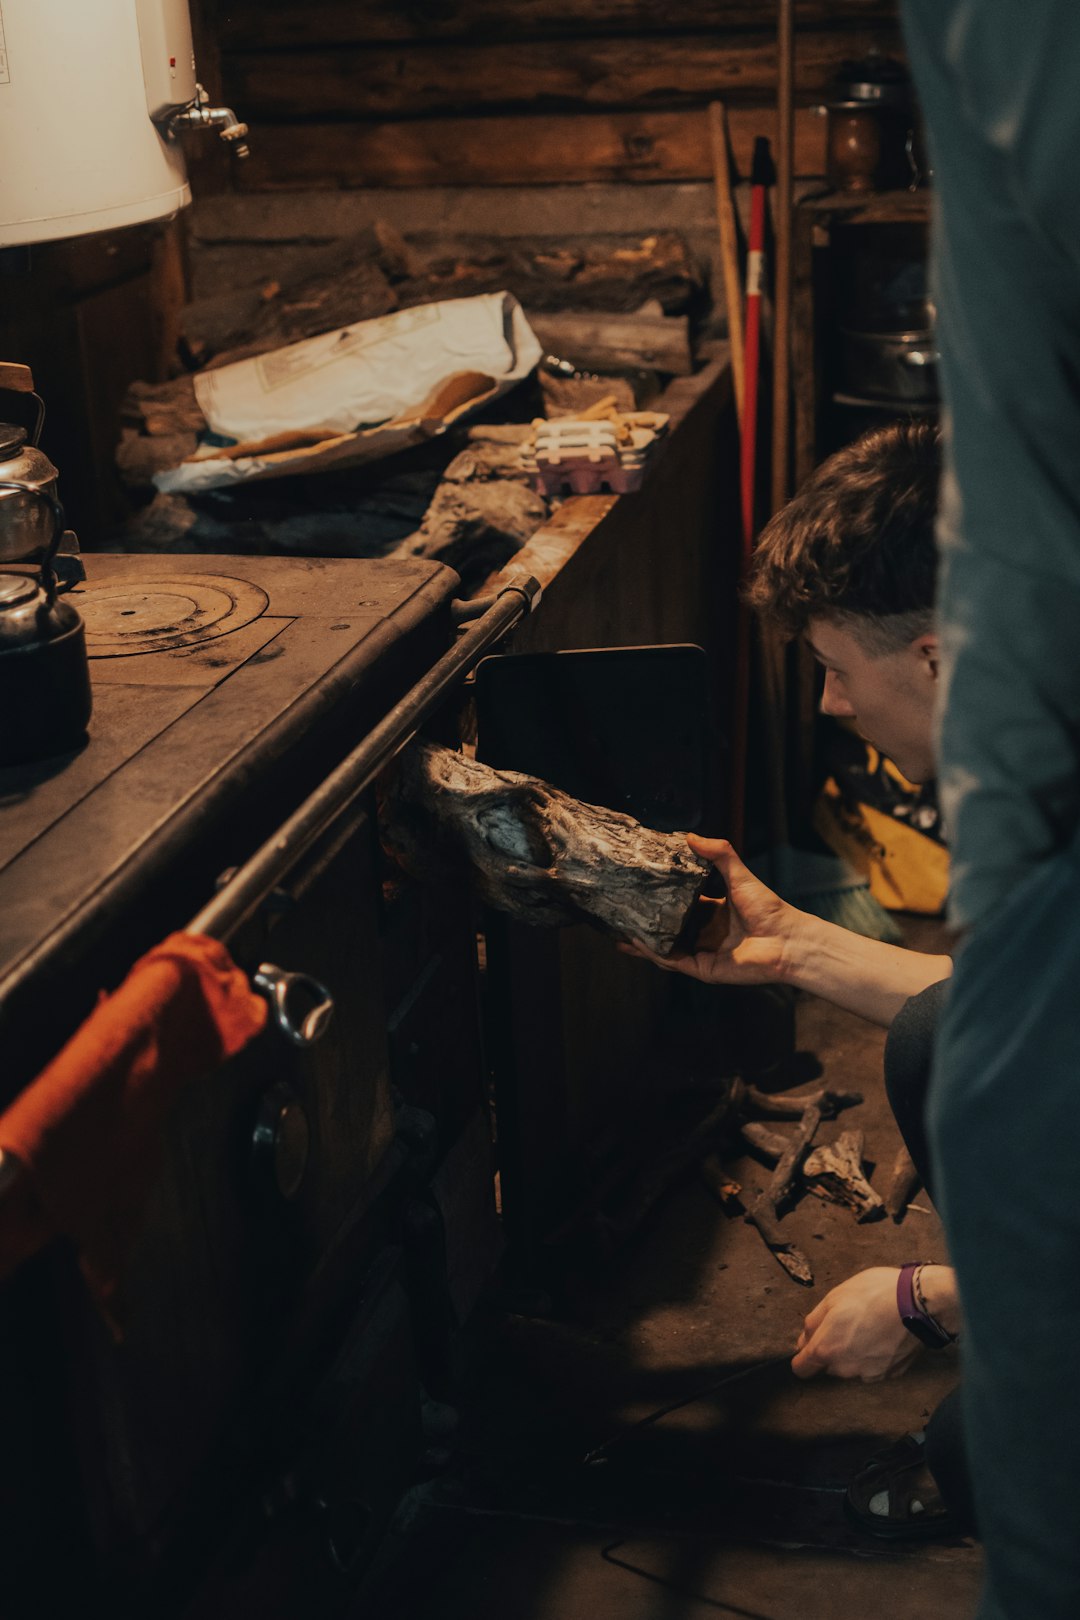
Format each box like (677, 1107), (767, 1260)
(806, 616), (939, 785)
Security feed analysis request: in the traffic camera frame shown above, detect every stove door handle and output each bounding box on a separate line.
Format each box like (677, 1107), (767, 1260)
(254, 963), (335, 1047)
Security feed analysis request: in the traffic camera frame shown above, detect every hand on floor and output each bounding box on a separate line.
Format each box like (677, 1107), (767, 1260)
(791, 1267), (922, 1382)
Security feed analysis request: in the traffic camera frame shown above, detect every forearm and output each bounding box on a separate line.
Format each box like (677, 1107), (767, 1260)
(779, 909), (952, 1026)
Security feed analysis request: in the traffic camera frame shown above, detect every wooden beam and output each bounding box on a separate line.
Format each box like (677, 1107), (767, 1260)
(708, 101), (745, 416)
(226, 28), (901, 120)
(236, 106), (829, 190)
(217, 1), (899, 49)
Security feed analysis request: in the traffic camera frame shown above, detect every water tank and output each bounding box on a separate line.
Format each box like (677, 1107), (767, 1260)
(0, 0), (198, 245)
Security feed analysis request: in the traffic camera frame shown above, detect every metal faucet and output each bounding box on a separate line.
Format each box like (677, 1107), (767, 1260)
(168, 84), (250, 158)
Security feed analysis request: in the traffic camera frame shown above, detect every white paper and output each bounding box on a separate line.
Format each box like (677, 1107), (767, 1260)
(197, 291), (537, 435)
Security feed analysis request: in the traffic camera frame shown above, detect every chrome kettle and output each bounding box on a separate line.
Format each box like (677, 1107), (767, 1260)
(0, 362), (58, 563)
(0, 425), (60, 561)
(0, 364), (92, 766)
(0, 479), (92, 767)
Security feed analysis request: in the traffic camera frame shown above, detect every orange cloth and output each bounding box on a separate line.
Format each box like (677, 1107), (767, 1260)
(0, 931), (267, 1309)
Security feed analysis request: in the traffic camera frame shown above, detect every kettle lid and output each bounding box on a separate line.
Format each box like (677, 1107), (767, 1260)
(0, 573), (37, 608)
(0, 423), (27, 459)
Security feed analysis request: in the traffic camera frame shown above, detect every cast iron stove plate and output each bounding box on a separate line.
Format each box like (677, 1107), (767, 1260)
(77, 573), (269, 656)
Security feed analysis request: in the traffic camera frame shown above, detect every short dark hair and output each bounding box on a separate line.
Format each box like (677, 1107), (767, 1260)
(747, 419), (941, 653)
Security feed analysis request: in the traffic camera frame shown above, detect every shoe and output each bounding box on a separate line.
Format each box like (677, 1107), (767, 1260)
(844, 1431), (966, 1543)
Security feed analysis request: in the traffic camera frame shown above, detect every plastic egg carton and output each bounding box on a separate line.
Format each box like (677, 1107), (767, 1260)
(520, 412), (670, 497)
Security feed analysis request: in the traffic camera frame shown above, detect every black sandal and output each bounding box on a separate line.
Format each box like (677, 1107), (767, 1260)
(844, 1432), (965, 1543)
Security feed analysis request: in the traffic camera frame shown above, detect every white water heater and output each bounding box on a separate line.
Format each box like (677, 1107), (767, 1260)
(0, 0), (247, 246)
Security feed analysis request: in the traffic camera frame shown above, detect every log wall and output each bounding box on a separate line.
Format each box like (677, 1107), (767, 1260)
(200, 0), (902, 191)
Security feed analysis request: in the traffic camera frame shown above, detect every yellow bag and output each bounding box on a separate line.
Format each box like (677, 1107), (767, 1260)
(814, 745), (948, 915)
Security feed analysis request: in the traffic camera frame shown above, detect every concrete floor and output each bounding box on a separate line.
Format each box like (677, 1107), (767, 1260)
(364, 928), (983, 1619)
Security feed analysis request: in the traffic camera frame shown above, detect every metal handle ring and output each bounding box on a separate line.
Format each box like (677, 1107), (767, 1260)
(253, 962), (335, 1047)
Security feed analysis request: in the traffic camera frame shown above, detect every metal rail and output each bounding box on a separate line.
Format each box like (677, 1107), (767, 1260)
(187, 576), (541, 944)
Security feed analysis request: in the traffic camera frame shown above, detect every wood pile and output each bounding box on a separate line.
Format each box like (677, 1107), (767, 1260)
(114, 224), (702, 585)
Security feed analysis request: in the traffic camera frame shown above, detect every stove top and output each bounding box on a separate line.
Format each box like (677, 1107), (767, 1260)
(0, 552), (458, 1070)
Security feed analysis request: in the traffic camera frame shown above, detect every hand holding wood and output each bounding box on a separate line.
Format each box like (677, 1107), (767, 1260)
(382, 741), (710, 955)
(620, 834), (797, 983)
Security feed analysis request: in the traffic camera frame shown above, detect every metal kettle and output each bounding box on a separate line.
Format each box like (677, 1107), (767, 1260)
(0, 363), (60, 564)
(0, 479), (93, 767)
(0, 424), (60, 561)
(0, 364), (92, 766)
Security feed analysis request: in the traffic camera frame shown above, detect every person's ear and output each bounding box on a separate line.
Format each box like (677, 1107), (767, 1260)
(914, 632), (939, 681)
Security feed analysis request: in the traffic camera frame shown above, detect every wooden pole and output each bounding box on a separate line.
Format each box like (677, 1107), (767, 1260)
(771, 0), (795, 514)
(731, 139), (772, 850)
(707, 101), (745, 419)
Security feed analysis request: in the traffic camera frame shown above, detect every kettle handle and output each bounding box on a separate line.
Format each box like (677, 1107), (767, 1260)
(0, 362), (45, 446)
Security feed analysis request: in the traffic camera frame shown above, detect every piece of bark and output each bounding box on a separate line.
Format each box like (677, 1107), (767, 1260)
(885, 1143), (922, 1223)
(803, 1128), (885, 1223)
(382, 741), (710, 955)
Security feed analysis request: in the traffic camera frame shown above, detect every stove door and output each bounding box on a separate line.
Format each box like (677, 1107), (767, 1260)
(50, 803), (412, 1594)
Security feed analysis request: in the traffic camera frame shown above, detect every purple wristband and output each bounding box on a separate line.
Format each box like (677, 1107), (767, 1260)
(896, 1263), (953, 1350)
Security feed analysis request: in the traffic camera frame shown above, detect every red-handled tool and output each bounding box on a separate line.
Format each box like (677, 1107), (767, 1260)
(731, 137), (774, 848)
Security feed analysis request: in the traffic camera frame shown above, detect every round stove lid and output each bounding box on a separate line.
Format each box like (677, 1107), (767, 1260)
(75, 573), (269, 657)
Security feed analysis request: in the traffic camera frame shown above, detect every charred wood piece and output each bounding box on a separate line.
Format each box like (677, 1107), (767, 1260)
(803, 1129), (885, 1224)
(382, 741), (710, 955)
(741, 1086), (862, 1286)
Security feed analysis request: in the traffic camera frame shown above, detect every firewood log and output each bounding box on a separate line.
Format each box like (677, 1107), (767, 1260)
(382, 741), (710, 955)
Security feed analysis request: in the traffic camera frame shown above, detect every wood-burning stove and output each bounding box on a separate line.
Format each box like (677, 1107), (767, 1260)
(0, 552), (499, 1616)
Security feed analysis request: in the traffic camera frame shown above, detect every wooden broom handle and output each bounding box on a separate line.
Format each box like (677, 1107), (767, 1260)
(708, 102), (746, 419)
(771, 0), (795, 515)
